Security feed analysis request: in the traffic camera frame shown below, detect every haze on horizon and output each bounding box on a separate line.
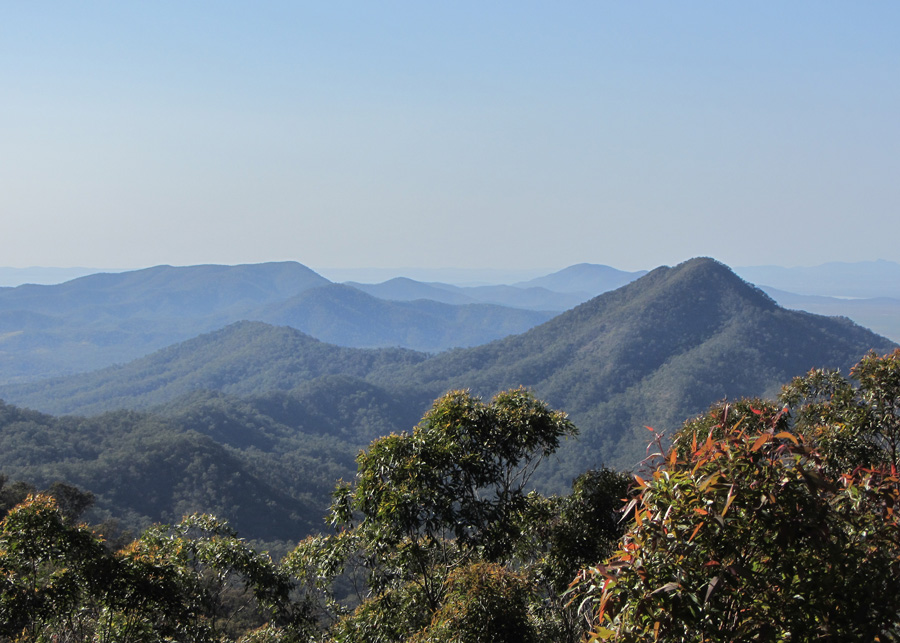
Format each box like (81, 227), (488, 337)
(3, 2), (898, 273)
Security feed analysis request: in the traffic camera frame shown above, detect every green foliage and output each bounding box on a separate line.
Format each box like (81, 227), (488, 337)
(0, 494), (108, 640)
(348, 388), (576, 559)
(782, 348), (900, 472)
(410, 562), (537, 643)
(576, 391), (900, 641)
(534, 468), (631, 595)
(286, 388), (590, 642)
(0, 497), (298, 642)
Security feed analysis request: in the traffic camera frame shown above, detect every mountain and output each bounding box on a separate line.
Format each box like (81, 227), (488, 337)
(252, 284), (556, 351)
(5, 259), (893, 479)
(761, 287), (900, 343)
(0, 262), (332, 382)
(2, 257), (895, 541)
(0, 262), (557, 383)
(0, 267), (120, 287)
(346, 278), (480, 305)
(1, 321), (429, 416)
(347, 278), (585, 311)
(514, 263), (647, 295)
(0, 262), (330, 319)
(374, 258), (896, 480)
(735, 260), (900, 299)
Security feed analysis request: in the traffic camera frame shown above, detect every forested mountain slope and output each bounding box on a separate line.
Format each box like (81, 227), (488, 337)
(1, 322), (429, 416)
(389, 258), (896, 477)
(3, 259), (893, 484)
(761, 286), (900, 343)
(0, 375), (430, 541)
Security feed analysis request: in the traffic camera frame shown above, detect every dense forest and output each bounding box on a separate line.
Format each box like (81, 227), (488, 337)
(3, 349), (900, 641)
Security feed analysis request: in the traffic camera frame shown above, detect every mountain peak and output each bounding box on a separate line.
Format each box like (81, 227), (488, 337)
(634, 257), (777, 309)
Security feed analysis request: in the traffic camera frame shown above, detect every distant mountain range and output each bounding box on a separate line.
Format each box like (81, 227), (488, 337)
(0, 262), (564, 383)
(0, 257), (897, 541)
(1, 260), (897, 386)
(3, 258), (893, 490)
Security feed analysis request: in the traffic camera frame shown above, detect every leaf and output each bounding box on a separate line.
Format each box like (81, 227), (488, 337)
(751, 434), (770, 452)
(698, 472), (720, 492)
(688, 523), (703, 542)
(620, 498), (639, 523)
(652, 581), (681, 595)
(721, 484), (736, 517)
(704, 575), (722, 603)
(775, 431), (799, 445)
(591, 626), (616, 640)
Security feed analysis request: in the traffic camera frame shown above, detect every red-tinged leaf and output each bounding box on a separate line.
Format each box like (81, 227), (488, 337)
(775, 431), (799, 445)
(751, 434), (770, 452)
(668, 448), (678, 466)
(694, 507), (709, 515)
(699, 472), (720, 492)
(688, 523), (703, 542)
(634, 475), (647, 488)
(750, 407), (762, 415)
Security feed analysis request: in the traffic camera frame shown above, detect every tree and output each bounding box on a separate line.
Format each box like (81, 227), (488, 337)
(0, 496), (295, 642)
(285, 388), (580, 642)
(0, 494), (108, 641)
(781, 348), (900, 472)
(576, 386), (900, 641)
(409, 562), (538, 643)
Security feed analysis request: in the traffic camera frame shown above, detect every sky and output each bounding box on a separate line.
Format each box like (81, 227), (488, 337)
(2, 2), (899, 274)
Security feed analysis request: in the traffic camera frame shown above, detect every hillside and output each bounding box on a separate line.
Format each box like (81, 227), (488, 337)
(0, 262), (557, 382)
(385, 259), (895, 478)
(253, 283), (556, 350)
(761, 286), (900, 343)
(1, 322), (429, 416)
(0, 400), (337, 541)
(4, 259), (893, 484)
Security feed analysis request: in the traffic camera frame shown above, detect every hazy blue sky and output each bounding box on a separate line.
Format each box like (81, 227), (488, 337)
(3, 2), (898, 272)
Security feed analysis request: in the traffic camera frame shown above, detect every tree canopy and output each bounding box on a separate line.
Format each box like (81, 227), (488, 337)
(575, 349), (900, 642)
